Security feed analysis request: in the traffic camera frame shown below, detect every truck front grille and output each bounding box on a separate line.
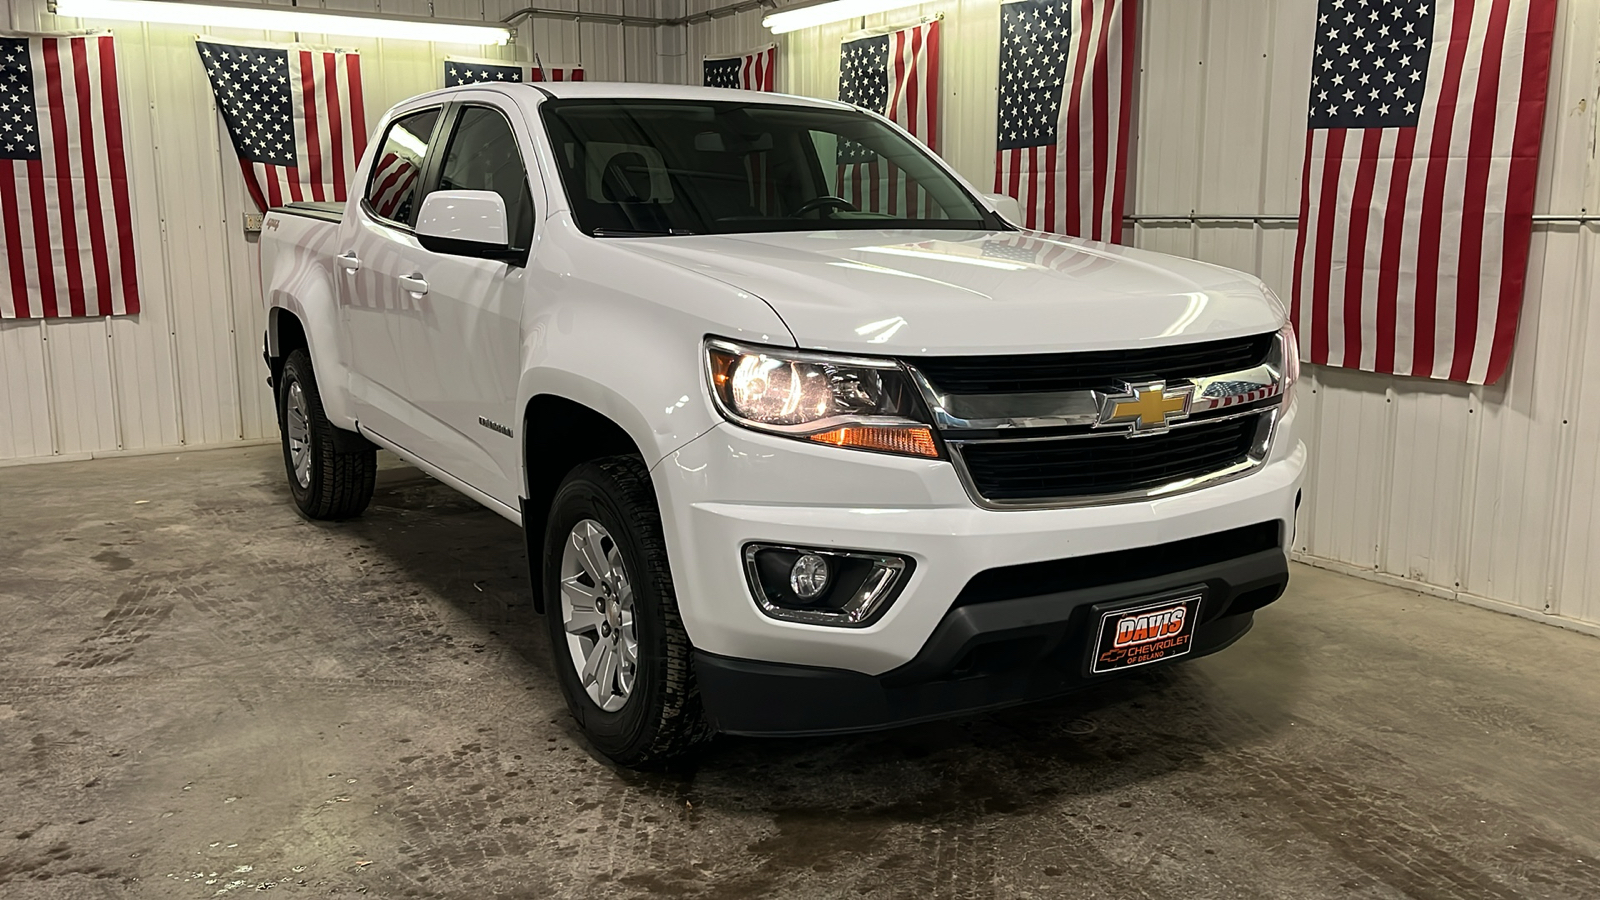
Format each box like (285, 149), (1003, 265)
(954, 415), (1265, 504)
(909, 334), (1275, 394)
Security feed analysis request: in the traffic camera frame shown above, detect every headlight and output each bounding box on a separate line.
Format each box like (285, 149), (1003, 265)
(705, 339), (941, 458)
(1279, 322), (1301, 399)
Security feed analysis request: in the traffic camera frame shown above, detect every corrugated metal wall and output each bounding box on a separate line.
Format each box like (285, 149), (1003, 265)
(0, 0), (671, 464)
(684, 0), (1600, 632)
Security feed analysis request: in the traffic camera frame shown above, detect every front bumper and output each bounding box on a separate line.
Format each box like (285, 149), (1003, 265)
(695, 545), (1285, 736)
(651, 398), (1306, 730)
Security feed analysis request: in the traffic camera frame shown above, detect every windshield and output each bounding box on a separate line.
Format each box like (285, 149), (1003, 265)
(539, 99), (1000, 236)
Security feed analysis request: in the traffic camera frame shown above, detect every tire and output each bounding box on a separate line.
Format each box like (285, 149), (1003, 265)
(543, 456), (712, 767)
(277, 349), (376, 520)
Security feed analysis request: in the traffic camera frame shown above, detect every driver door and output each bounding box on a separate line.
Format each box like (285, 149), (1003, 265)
(389, 101), (535, 507)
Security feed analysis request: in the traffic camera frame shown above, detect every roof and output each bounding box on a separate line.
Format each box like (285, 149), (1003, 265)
(445, 80), (855, 110)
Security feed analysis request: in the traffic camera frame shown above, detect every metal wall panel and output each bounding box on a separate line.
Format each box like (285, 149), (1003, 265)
(691, 0), (1600, 631)
(0, 0), (675, 463)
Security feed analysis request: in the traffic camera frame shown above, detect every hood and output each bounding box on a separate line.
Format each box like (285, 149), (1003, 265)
(616, 229), (1286, 356)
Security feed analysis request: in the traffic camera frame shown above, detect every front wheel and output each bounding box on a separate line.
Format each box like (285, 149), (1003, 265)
(277, 349), (376, 520)
(543, 456), (712, 766)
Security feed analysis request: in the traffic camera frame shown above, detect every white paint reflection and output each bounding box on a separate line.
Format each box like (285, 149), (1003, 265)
(854, 316), (908, 343)
(1159, 292), (1209, 337)
(858, 245), (1029, 270)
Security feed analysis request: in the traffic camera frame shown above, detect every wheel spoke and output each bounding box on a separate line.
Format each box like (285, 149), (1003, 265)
(579, 638), (605, 686)
(617, 655), (635, 696)
(606, 546), (628, 594)
(560, 574), (601, 604)
(563, 606), (603, 635)
(576, 524), (611, 585)
(596, 640), (619, 698)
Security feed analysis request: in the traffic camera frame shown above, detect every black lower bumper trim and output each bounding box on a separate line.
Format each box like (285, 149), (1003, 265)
(696, 546), (1288, 737)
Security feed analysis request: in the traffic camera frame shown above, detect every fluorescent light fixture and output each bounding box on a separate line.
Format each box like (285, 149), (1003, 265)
(56, 0), (512, 44)
(762, 0), (922, 34)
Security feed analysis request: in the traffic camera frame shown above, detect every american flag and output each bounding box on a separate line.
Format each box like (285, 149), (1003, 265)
(196, 39), (367, 213)
(703, 45), (776, 91)
(443, 57), (583, 86)
(836, 21), (940, 216)
(1291, 0), (1558, 385)
(993, 0), (1135, 242)
(0, 34), (140, 319)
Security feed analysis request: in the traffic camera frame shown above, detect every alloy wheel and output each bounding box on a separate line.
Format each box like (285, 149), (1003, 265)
(285, 380), (312, 489)
(558, 518), (638, 712)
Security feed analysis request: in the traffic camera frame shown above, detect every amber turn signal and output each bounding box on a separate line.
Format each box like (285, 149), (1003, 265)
(806, 425), (940, 458)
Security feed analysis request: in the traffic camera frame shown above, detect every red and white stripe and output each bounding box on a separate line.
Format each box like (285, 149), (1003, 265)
(367, 151), (421, 221)
(839, 20), (940, 218)
(1194, 384), (1283, 413)
(1292, 0), (1557, 385)
(531, 64), (584, 82)
(745, 45), (777, 91)
(242, 46), (367, 213)
(712, 45), (776, 91)
(994, 0), (1135, 242)
(0, 34), (139, 319)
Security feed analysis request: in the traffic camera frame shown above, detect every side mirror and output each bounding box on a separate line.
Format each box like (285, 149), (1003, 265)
(416, 190), (518, 260)
(983, 192), (1024, 226)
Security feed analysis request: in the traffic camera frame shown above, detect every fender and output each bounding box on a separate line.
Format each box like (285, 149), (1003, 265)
(515, 370), (709, 491)
(509, 217), (795, 496)
(263, 215), (358, 429)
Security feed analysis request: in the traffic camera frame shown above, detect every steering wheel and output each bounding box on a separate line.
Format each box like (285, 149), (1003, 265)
(791, 195), (860, 218)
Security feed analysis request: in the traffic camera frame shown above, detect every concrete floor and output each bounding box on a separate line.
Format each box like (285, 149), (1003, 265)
(1, 446), (1598, 900)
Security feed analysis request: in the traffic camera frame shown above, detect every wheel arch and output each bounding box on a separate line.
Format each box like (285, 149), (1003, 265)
(266, 307), (309, 395)
(520, 393), (650, 613)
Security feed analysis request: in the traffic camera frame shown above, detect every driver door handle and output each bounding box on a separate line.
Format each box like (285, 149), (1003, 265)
(398, 273), (430, 296)
(337, 251), (362, 272)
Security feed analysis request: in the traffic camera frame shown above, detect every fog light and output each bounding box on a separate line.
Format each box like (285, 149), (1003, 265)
(743, 544), (913, 627)
(790, 554), (829, 598)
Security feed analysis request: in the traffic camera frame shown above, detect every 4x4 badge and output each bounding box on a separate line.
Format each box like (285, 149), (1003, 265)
(1095, 381), (1194, 435)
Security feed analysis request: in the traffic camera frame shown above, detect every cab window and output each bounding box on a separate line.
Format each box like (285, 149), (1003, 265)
(436, 106), (536, 251)
(365, 107), (441, 225)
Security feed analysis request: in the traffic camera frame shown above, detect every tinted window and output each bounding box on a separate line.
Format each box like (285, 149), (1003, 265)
(437, 106), (536, 251)
(540, 99), (995, 236)
(365, 108), (440, 225)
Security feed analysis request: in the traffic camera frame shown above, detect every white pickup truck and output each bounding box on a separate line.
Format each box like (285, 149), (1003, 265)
(259, 82), (1306, 766)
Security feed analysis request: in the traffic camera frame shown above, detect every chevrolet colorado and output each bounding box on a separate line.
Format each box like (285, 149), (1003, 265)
(259, 82), (1306, 766)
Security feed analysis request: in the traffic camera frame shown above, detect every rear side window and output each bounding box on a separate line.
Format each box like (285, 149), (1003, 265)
(436, 106), (536, 251)
(365, 107), (441, 226)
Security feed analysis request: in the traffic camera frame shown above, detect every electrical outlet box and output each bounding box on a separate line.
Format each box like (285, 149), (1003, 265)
(243, 212), (264, 234)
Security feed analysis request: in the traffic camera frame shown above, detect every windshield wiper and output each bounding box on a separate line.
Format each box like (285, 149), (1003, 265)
(591, 227), (698, 237)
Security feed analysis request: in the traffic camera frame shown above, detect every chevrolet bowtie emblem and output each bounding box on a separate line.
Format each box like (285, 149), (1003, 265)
(1096, 381), (1194, 435)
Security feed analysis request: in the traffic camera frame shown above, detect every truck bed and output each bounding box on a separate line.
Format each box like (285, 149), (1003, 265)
(272, 201), (344, 224)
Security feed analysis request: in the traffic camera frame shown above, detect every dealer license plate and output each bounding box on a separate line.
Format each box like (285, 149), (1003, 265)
(1089, 591), (1204, 675)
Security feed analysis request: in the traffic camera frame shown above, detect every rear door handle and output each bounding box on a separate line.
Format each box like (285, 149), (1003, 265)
(336, 251), (361, 272)
(398, 273), (429, 295)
